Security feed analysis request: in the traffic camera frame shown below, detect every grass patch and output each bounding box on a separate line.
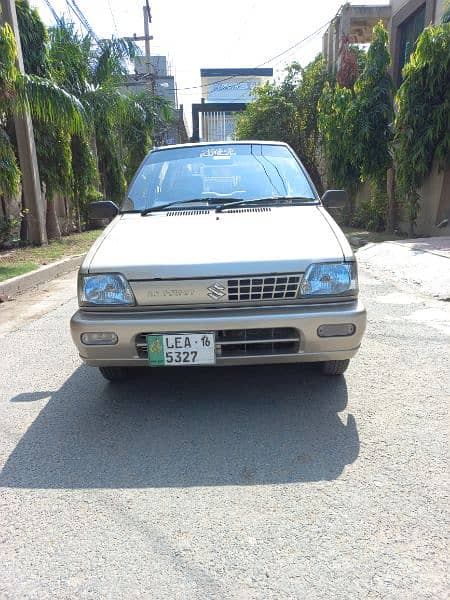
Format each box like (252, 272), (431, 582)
(0, 262), (39, 282)
(0, 229), (101, 283)
(342, 227), (407, 248)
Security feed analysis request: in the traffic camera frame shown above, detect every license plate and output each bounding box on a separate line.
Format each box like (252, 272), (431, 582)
(147, 333), (215, 366)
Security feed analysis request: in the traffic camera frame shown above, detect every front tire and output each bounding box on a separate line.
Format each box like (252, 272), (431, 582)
(321, 359), (350, 376)
(99, 366), (131, 382)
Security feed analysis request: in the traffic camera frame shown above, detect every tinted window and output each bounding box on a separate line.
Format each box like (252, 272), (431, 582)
(123, 144), (315, 211)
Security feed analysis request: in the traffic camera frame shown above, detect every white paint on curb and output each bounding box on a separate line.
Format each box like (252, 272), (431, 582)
(0, 254), (85, 300)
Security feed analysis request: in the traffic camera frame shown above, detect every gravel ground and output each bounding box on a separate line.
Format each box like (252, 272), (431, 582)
(0, 266), (448, 599)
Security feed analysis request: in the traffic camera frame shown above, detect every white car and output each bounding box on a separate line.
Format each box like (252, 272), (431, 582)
(71, 141), (366, 381)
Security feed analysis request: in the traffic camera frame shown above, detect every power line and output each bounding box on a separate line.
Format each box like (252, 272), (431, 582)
(157, 18), (330, 95)
(65, 0), (100, 43)
(169, 17), (331, 92)
(42, 0), (60, 23)
(106, 0), (118, 34)
(257, 19), (329, 67)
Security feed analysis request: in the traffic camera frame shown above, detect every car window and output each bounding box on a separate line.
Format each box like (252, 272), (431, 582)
(122, 144), (316, 211)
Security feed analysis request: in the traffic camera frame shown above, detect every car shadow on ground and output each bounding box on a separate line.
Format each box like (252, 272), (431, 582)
(0, 364), (359, 488)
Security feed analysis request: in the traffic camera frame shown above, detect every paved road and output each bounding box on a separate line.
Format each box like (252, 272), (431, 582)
(0, 266), (448, 599)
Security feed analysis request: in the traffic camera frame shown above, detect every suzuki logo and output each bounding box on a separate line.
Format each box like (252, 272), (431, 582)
(207, 282), (226, 300)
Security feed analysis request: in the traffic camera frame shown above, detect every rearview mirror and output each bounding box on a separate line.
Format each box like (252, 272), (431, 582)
(322, 190), (348, 209)
(88, 200), (119, 221)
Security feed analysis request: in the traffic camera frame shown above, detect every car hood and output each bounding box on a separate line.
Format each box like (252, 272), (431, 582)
(85, 206), (348, 279)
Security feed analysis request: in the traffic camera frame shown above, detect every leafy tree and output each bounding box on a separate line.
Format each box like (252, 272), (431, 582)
(318, 82), (360, 220)
(337, 37), (360, 88)
(319, 22), (394, 230)
(395, 21), (450, 232)
(16, 0), (49, 77)
(236, 81), (298, 145)
(47, 20), (172, 204)
(236, 55), (330, 192)
(0, 20), (83, 200)
(352, 23), (394, 231)
(1, 2), (173, 243)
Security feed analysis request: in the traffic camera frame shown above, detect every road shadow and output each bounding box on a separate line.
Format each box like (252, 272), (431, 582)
(0, 364), (359, 488)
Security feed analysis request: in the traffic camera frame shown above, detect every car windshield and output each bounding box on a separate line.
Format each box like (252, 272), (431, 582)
(122, 143), (316, 212)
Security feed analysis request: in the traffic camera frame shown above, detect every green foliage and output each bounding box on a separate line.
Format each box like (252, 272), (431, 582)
(0, 129), (21, 197)
(47, 19), (91, 96)
(0, 25), (21, 198)
(236, 81), (298, 144)
(353, 24), (394, 183)
(18, 74), (85, 133)
(0, 5), (173, 236)
(318, 23), (394, 230)
(0, 213), (22, 247)
(46, 20), (170, 203)
(0, 21), (84, 134)
(16, 0), (49, 77)
(349, 45), (367, 73)
(318, 83), (360, 192)
(34, 128), (73, 197)
(395, 22), (450, 227)
(0, 23), (18, 85)
(352, 190), (388, 232)
(237, 55), (331, 191)
(91, 37), (139, 86)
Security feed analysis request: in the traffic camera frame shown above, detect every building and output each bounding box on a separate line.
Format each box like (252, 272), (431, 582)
(322, 3), (392, 73)
(123, 54), (188, 146)
(191, 68), (273, 142)
(390, 0), (446, 85)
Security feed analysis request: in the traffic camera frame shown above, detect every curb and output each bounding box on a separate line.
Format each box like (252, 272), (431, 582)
(0, 254), (85, 300)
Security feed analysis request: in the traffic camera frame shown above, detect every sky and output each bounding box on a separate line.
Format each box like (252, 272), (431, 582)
(30, 0), (389, 133)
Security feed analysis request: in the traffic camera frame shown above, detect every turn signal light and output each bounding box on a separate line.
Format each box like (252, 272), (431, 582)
(317, 324), (356, 337)
(81, 332), (118, 345)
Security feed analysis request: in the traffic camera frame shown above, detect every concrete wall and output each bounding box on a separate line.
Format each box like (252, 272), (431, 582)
(322, 3), (391, 73)
(391, 0), (412, 13)
(434, 0), (446, 21)
(391, 0), (444, 20)
(398, 161), (450, 235)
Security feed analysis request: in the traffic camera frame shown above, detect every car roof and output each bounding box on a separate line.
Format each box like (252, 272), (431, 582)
(152, 140), (290, 152)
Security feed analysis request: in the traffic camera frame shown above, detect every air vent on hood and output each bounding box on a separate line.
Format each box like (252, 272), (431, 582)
(225, 207), (272, 214)
(166, 210), (210, 216)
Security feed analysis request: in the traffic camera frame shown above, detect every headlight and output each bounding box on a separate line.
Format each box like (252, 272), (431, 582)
(79, 273), (135, 305)
(299, 262), (357, 296)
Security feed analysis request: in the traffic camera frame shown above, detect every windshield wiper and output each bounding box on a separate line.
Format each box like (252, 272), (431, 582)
(215, 196), (315, 213)
(140, 197), (244, 215)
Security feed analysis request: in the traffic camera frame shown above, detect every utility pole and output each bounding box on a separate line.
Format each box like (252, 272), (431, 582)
(143, 3), (152, 77)
(125, 4), (153, 83)
(0, 0), (47, 244)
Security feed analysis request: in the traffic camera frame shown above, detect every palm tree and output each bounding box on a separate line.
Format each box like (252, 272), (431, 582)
(1, 2), (173, 243)
(0, 19), (85, 241)
(47, 20), (172, 204)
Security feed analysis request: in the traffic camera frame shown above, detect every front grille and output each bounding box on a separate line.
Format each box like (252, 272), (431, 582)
(227, 275), (301, 302)
(135, 327), (300, 360)
(216, 327), (300, 358)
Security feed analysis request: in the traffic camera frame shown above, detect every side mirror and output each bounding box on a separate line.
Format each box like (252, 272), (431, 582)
(88, 200), (119, 220)
(322, 190), (348, 209)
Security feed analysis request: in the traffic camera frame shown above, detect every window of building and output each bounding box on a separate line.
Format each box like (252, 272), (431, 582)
(398, 3), (426, 81)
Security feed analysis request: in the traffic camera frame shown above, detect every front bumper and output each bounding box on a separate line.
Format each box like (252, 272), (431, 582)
(70, 300), (367, 367)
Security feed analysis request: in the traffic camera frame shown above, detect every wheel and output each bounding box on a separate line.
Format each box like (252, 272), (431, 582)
(321, 359), (350, 376)
(98, 366), (130, 382)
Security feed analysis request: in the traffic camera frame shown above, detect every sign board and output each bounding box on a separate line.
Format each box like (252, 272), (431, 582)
(200, 68), (273, 104)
